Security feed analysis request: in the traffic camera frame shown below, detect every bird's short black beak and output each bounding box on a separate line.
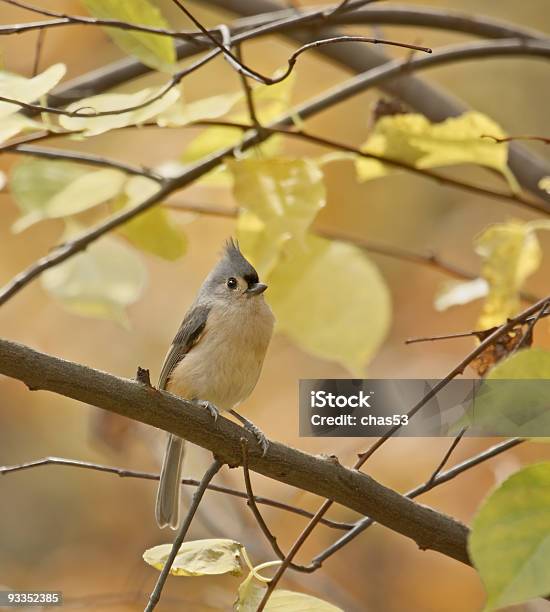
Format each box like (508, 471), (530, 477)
(246, 282), (268, 296)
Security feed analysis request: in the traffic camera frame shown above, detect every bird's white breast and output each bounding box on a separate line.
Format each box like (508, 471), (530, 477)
(166, 296), (274, 411)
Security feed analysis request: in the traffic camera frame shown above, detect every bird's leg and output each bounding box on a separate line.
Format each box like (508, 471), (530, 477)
(229, 409), (269, 456)
(194, 399), (219, 421)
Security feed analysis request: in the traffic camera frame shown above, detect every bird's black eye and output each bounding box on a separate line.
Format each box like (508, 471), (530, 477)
(227, 277), (238, 289)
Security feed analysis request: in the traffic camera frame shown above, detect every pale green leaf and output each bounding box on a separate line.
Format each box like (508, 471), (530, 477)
(179, 73), (295, 179)
(538, 177), (550, 194)
(469, 462), (550, 610)
(486, 347), (550, 379)
(236, 210), (282, 279)
(475, 221), (542, 328)
(434, 278), (488, 312)
(235, 572), (342, 612)
(267, 235), (391, 374)
(10, 159), (126, 231)
(41, 234), (146, 324)
(46, 169), (126, 216)
(59, 86), (180, 136)
(356, 111), (519, 191)
(317, 151), (356, 166)
(457, 349), (550, 437)
(250, 72), (295, 124)
(0, 114), (48, 145)
(228, 158), (326, 277)
(0, 64), (65, 118)
(156, 91), (242, 127)
(82, 0), (175, 72)
(143, 539), (244, 577)
(181, 124), (244, 164)
(234, 572), (266, 612)
(115, 176), (186, 260)
(265, 590), (343, 611)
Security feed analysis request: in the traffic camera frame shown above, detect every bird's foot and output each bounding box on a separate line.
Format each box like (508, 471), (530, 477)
(230, 410), (269, 456)
(196, 400), (219, 421)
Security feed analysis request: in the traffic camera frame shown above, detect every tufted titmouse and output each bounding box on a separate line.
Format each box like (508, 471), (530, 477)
(155, 239), (275, 529)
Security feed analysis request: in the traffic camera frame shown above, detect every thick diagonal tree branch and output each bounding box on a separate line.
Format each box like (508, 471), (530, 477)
(0, 337), (469, 566)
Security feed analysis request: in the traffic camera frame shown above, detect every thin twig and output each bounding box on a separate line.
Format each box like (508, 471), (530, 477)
(309, 438), (524, 567)
(6, 144), (163, 180)
(358, 298), (550, 466)
(483, 134), (550, 145)
(145, 459), (223, 612)
(0, 456), (352, 529)
(240, 440), (286, 561)
(405, 306), (550, 345)
(235, 45), (262, 129)
(0, 0), (208, 42)
(31, 28), (45, 76)
(0, 26), (429, 118)
(426, 428), (467, 485)
(171, 0), (430, 85)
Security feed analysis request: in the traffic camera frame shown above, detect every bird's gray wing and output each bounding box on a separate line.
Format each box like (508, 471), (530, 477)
(158, 303), (211, 390)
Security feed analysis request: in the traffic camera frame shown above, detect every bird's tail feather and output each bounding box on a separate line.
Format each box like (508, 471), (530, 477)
(155, 434), (185, 529)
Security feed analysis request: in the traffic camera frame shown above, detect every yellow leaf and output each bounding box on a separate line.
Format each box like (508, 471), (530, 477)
(538, 176), (550, 194)
(156, 91), (242, 127)
(229, 158), (325, 277)
(265, 590), (343, 611)
(40, 233), (146, 324)
(82, 0), (175, 72)
(356, 111), (519, 191)
(10, 159), (125, 231)
(180, 73), (295, 180)
(46, 169), (126, 216)
(59, 86), (180, 136)
(469, 463), (550, 610)
(0, 114), (48, 145)
(115, 176), (186, 260)
(475, 221), (542, 328)
(234, 571), (266, 612)
(0, 64), (65, 118)
(267, 235), (391, 374)
(250, 72), (295, 124)
(434, 278), (488, 312)
(181, 124), (244, 164)
(143, 539), (244, 577)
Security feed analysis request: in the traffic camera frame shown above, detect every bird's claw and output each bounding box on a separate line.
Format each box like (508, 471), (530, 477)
(197, 400), (219, 421)
(246, 423), (269, 456)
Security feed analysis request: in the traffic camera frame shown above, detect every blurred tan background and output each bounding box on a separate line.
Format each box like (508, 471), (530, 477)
(1, 1), (550, 610)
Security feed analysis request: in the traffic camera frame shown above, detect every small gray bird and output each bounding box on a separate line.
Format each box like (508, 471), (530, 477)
(155, 239), (274, 529)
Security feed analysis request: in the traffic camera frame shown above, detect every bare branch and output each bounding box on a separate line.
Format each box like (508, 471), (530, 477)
(405, 306), (550, 345)
(310, 438), (524, 567)
(145, 458), (223, 611)
(240, 440), (287, 562)
(426, 428), (467, 486)
(170, 0), (430, 85)
(5, 144), (163, 180)
(483, 134), (550, 145)
(0, 0), (207, 43)
(0, 456), (352, 530)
